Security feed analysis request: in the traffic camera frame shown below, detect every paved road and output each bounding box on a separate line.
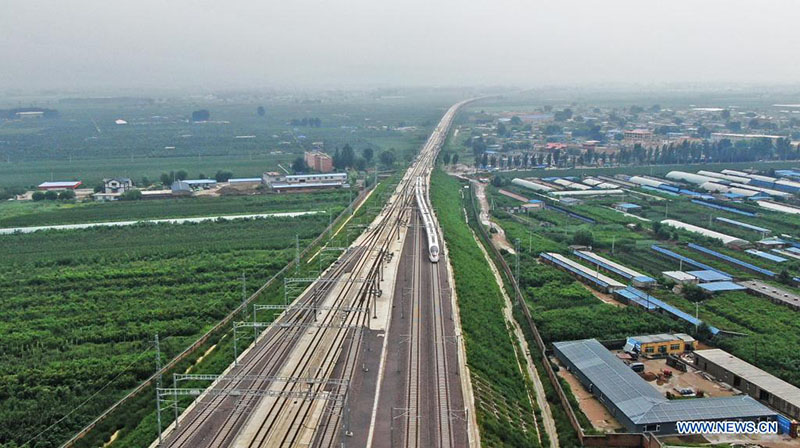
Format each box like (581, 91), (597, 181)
(0, 211), (323, 234)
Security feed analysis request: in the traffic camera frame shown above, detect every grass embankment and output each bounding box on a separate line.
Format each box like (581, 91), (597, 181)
(431, 169), (542, 447)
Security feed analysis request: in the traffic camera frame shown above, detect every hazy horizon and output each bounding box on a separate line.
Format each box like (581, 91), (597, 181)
(3, 0), (800, 92)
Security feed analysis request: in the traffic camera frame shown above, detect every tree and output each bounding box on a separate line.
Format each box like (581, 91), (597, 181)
(58, 190), (76, 200)
(141, 176), (151, 187)
(214, 170), (233, 182)
(340, 144), (355, 168)
(120, 189), (142, 201)
(554, 109), (573, 122)
(510, 115), (523, 125)
(257, 106), (266, 117)
(175, 170), (188, 181)
(44, 190), (58, 200)
(191, 109), (210, 122)
(362, 147), (374, 163)
(379, 150), (396, 167)
(683, 284), (710, 303)
(160, 172), (173, 186)
(442, 152), (451, 165)
(291, 156), (307, 173)
(451, 153), (459, 165)
(32, 191), (45, 201)
(572, 230), (594, 246)
(496, 122), (508, 137)
(720, 109), (731, 119)
(778, 269), (793, 285)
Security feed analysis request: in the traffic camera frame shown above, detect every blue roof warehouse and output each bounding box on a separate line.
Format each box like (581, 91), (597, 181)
(553, 339), (775, 435)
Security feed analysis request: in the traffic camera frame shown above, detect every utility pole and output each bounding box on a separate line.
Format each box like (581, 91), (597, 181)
(515, 239), (520, 286)
(154, 333), (162, 447)
(294, 234), (300, 274)
(528, 226), (532, 253)
(242, 272), (247, 306)
(328, 207), (333, 239)
(695, 301), (701, 334)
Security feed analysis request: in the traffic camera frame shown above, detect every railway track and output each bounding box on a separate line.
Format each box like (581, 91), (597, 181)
(155, 99), (472, 448)
(162, 248), (365, 447)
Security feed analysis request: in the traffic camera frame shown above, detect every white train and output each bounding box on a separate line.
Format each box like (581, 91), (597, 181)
(415, 176), (440, 263)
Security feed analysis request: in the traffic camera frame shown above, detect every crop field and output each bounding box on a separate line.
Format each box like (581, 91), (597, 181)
(0, 190), (350, 227)
(431, 170), (545, 447)
(0, 190), (350, 447)
(0, 96), (448, 189)
(63, 173), (400, 448)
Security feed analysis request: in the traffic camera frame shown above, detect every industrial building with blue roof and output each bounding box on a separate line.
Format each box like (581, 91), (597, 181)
(553, 339), (776, 435)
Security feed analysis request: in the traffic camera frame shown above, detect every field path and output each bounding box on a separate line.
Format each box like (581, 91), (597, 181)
(465, 185), (558, 447)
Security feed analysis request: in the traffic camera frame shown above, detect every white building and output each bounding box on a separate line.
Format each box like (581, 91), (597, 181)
(262, 172), (348, 192)
(103, 177), (133, 194)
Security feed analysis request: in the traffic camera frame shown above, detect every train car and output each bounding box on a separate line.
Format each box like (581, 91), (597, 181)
(415, 177), (440, 263)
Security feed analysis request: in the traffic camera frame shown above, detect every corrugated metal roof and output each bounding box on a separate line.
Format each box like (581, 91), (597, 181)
(745, 249), (787, 263)
(715, 217), (770, 233)
(540, 253), (626, 289)
(38, 181), (82, 188)
(696, 349), (800, 410)
(574, 250), (645, 280)
(554, 339), (774, 426)
(688, 243), (776, 278)
(698, 281), (747, 292)
(686, 270), (732, 282)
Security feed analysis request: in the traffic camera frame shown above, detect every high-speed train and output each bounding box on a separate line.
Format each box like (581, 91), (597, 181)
(415, 176), (440, 263)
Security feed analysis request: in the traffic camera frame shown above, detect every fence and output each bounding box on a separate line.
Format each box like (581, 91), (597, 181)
(61, 186), (374, 448)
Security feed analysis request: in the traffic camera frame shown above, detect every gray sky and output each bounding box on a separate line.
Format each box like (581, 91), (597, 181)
(2, 0), (799, 92)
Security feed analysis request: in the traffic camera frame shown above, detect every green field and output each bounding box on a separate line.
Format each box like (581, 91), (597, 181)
(0, 209), (340, 447)
(0, 97), (447, 189)
(0, 174), (411, 447)
(431, 169), (545, 447)
(0, 174), (405, 448)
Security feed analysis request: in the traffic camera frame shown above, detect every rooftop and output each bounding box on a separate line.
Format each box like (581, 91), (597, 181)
(554, 339), (774, 427)
(663, 271), (696, 281)
(698, 281), (747, 293)
(38, 181), (82, 188)
(686, 270), (732, 283)
(628, 333), (695, 345)
(695, 349), (800, 410)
